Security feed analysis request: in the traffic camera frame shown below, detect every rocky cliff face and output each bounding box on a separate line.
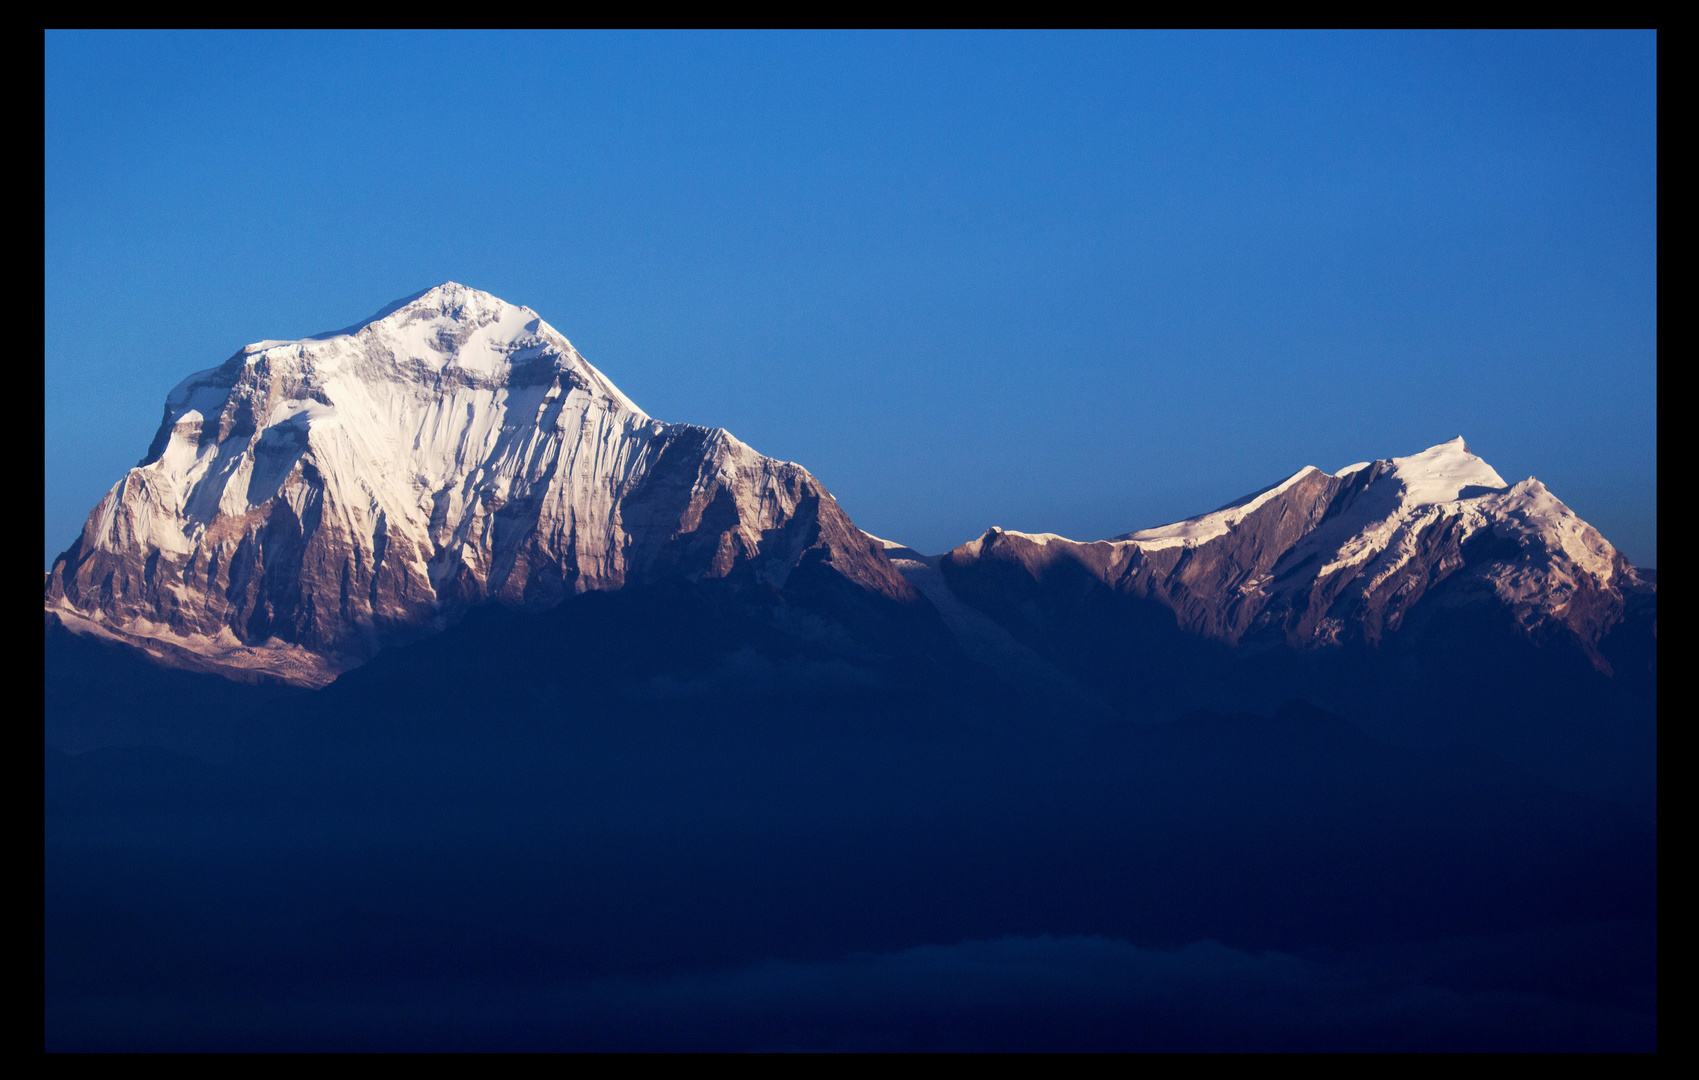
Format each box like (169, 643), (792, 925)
(45, 284), (914, 686)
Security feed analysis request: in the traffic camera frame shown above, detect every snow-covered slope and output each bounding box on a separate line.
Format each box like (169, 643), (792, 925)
(941, 438), (1650, 666)
(45, 284), (912, 686)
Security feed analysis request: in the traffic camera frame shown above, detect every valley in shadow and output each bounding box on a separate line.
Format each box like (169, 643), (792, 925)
(44, 584), (1657, 1050)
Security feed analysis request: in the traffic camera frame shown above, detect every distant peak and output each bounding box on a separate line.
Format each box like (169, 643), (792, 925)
(221, 284), (648, 418)
(305, 282), (521, 342)
(368, 282), (519, 324)
(405, 281), (505, 308)
(1388, 437), (1508, 504)
(1403, 436), (1472, 458)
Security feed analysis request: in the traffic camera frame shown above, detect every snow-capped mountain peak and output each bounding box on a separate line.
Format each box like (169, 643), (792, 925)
(214, 281), (645, 414)
(1371, 436), (1509, 505)
(938, 437), (1645, 664)
(46, 285), (910, 685)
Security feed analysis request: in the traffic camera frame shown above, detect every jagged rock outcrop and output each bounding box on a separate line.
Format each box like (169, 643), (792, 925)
(45, 284), (915, 686)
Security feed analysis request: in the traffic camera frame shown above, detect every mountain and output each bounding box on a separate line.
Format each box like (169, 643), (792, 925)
(904, 440), (1655, 807)
(934, 438), (1650, 665)
(44, 284), (918, 687)
(920, 438), (1655, 704)
(43, 284), (1654, 763)
(42, 285), (1658, 1049)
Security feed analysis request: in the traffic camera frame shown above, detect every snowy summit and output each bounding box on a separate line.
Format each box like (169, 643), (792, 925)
(45, 284), (909, 685)
(944, 435), (1646, 662)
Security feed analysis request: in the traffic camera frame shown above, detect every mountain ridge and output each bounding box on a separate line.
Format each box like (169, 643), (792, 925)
(933, 436), (1648, 669)
(46, 284), (1653, 694)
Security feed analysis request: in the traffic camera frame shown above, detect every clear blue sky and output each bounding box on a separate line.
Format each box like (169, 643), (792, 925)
(45, 31), (1657, 567)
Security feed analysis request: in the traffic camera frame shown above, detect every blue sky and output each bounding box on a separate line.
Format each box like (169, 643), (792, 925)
(44, 31), (1657, 566)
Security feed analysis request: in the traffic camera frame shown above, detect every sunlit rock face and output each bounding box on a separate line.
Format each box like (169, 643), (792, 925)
(45, 284), (914, 686)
